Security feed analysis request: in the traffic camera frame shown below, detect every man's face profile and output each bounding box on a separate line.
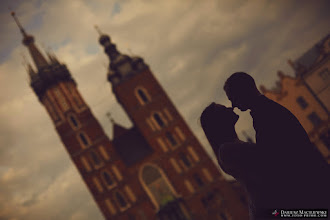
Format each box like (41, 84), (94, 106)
(226, 90), (249, 111)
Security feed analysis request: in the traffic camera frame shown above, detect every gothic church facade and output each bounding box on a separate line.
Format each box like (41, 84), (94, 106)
(12, 12), (248, 220)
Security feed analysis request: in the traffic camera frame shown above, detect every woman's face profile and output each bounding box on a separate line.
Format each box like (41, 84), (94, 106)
(212, 103), (239, 125)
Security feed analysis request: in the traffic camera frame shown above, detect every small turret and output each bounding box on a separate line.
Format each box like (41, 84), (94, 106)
(95, 26), (148, 87)
(95, 25), (120, 60)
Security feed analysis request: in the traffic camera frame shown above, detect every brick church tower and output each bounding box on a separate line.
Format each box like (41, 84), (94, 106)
(12, 11), (248, 219)
(97, 29), (249, 220)
(11, 12), (131, 219)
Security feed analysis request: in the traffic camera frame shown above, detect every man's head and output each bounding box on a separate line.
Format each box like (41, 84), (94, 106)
(224, 72), (260, 111)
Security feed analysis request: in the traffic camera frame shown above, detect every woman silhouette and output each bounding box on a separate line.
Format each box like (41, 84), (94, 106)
(200, 103), (272, 220)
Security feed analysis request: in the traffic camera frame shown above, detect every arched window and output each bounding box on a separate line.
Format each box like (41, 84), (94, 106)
(193, 173), (204, 187)
(114, 191), (128, 209)
(141, 165), (175, 208)
(79, 132), (89, 147)
(90, 151), (102, 166)
(166, 132), (177, 146)
(69, 115), (78, 127)
(179, 152), (191, 168)
(68, 114), (79, 129)
(153, 113), (165, 128)
(102, 171), (114, 186)
(137, 88), (150, 104)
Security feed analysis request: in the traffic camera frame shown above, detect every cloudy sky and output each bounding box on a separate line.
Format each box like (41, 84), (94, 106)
(0, 0), (329, 219)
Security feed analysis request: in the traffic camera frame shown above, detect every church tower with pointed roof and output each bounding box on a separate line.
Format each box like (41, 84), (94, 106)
(11, 13), (133, 219)
(97, 29), (249, 219)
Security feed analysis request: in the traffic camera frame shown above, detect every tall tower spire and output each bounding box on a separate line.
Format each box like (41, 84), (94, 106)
(14, 15), (127, 220)
(12, 11), (74, 101)
(11, 11), (48, 70)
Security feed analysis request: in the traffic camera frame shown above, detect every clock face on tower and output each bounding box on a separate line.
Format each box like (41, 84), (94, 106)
(118, 62), (132, 76)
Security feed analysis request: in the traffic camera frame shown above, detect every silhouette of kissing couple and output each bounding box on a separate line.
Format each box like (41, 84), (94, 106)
(200, 72), (329, 220)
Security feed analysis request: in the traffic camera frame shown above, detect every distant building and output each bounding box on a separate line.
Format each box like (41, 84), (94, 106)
(260, 71), (329, 162)
(12, 13), (249, 220)
(289, 34), (330, 113)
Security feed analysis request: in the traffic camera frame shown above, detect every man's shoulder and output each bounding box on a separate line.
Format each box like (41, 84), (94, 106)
(220, 142), (257, 154)
(257, 95), (282, 108)
(252, 95), (291, 119)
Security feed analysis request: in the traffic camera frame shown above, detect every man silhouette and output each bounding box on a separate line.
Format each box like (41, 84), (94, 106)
(224, 72), (329, 210)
